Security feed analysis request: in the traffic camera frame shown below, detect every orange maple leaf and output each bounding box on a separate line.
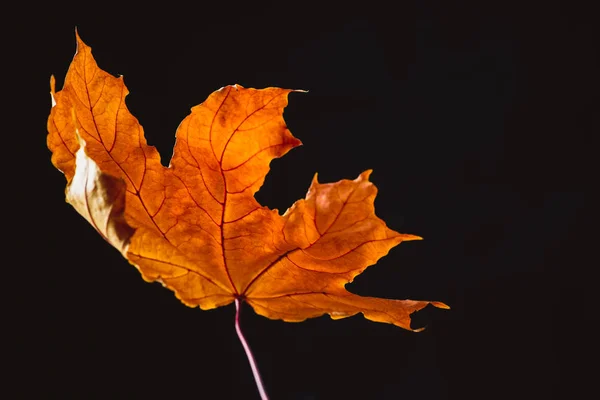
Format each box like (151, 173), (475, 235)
(47, 33), (448, 332)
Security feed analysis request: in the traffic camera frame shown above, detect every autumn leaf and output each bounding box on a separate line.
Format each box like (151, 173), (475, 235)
(47, 32), (448, 332)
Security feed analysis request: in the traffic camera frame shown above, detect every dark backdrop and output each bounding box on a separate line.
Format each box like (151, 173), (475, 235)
(9, 1), (594, 399)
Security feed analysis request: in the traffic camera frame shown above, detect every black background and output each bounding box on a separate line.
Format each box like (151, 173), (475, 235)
(9, 0), (595, 399)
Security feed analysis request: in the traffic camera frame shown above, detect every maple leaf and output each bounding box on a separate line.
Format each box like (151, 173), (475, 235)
(47, 32), (448, 333)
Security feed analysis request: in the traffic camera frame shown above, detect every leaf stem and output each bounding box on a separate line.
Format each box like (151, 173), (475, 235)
(235, 298), (269, 400)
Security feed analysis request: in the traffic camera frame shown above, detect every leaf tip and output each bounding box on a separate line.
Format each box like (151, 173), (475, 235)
(359, 169), (373, 181)
(49, 75), (56, 107)
(431, 301), (450, 310)
(74, 26), (88, 54)
(74, 26), (83, 41)
(398, 234), (423, 242)
(311, 172), (320, 185)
